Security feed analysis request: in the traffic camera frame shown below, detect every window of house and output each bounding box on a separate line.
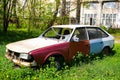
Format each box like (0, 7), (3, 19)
(102, 14), (116, 25)
(84, 3), (97, 9)
(103, 2), (116, 9)
(84, 14), (97, 25)
(89, 3), (97, 9)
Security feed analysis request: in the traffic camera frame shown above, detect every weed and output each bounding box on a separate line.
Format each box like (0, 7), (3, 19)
(0, 30), (120, 80)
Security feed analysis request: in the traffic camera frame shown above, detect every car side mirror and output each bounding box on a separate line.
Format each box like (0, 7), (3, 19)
(72, 35), (79, 42)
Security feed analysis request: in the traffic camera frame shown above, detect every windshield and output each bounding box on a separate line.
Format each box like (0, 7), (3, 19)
(42, 27), (73, 41)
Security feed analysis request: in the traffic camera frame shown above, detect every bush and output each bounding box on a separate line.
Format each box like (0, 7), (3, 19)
(101, 25), (120, 34)
(100, 25), (108, 31)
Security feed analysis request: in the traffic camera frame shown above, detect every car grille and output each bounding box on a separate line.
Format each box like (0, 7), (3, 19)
(7, 50), (20, 59)
(7, 50), (34, 62)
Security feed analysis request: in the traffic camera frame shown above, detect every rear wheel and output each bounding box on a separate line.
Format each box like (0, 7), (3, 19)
(101, 47), (111, 56)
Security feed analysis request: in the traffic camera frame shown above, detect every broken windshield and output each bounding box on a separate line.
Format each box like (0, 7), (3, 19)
(42, 27), (73, 41)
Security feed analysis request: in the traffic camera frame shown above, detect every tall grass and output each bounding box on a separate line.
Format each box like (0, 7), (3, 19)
(0, 30), (120, 80)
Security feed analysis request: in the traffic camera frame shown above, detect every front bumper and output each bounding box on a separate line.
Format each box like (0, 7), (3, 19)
(5, 54), (37, 67)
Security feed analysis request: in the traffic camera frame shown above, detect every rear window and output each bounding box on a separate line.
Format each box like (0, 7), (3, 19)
(87, 27), (108, 40)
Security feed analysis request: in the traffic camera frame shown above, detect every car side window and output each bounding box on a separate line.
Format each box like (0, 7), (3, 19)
(87, 27), (108, 40)
(97, 29), (108, 38)
(72, 28), (87, 41)
(87, 28), (97, 39)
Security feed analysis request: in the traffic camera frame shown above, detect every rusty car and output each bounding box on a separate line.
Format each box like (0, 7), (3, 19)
(5, 25), (114, 69)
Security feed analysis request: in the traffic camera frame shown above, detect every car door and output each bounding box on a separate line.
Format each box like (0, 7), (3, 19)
(86, 27), (104, 54)
(68, 27), (90, 61)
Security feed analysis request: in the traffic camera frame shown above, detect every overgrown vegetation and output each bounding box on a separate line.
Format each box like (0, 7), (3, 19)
(0, 0), (74, 32)
(0, 0), (119, 79)
(101, 25), (120, 42)
(0, 29), (120, 80)
(101, 25), (120, 34)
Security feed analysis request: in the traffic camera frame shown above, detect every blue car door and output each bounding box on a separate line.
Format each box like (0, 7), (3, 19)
(89, 39), (104, 54)
(87, 27), (104, 54)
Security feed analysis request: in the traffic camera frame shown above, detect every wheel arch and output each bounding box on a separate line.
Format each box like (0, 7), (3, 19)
(102, 46), (111, 51)
(43, 52), (65, 64)
(101, 46), (111, 54)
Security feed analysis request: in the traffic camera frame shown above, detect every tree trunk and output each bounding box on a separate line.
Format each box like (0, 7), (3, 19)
(61, 0), (66, 24)
(76, 0), (81, 24)
(3, 0), (16, 32)
(47, 0), (60, 27)
(3, 0), (8, 32)
(3, 19), (9, 32)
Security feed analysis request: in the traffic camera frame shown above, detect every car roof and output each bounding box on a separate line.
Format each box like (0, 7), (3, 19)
(52, 25), (97, 29)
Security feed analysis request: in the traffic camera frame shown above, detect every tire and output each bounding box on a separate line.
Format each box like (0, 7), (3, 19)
(54, 57), (62, 70)
(44, 56), (64, 70)
(101, 47), (111, 56)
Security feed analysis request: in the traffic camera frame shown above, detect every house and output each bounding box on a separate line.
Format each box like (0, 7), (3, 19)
(68, 0), (120, 28)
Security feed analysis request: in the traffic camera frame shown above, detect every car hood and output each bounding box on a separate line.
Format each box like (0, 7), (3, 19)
(6, 38), (63, 53)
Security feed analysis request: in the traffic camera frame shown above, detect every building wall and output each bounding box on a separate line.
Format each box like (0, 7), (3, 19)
(80, 2), (120, 28)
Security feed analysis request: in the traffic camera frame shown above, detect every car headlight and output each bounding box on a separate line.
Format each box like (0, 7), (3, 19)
(20, 53), (32, 60)
(6, 49), (8, 52)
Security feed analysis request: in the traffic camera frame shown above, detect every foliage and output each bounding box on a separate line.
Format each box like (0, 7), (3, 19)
(0, 29), (120, 80)
(0, 0), (63, 32)
(100, 25), (108, 31)
(56, 16), (69, 25)
(101, 25), (120, 34)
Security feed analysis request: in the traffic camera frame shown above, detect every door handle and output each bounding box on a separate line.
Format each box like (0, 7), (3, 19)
(100, 42), (103, 44)
(85, 44), (89, 46)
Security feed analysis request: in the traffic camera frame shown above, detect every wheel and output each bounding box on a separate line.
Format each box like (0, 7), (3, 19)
(53, 58), (61, 70)
(44, 56), (64, 70)
(101, 47), (110, 56)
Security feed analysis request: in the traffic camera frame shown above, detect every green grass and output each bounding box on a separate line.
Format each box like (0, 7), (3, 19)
(0, 30), (120, 80)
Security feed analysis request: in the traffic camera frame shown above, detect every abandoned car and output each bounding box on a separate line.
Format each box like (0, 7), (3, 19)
(5, 25), (114, 68)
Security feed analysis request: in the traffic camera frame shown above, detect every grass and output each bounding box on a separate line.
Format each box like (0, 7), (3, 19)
(111, 31), (120, 43)
(0, 29), (120, 80)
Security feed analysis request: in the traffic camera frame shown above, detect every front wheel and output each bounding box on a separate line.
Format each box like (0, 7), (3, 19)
(44, 56), (64, 70)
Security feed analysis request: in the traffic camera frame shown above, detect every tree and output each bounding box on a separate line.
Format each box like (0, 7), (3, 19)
(61, 0), (67, 24)
(76, 0), (81, 24)
(3, 0), (9, 32)
(47, 0), (60, 27)
(3, 0), (18, 32)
